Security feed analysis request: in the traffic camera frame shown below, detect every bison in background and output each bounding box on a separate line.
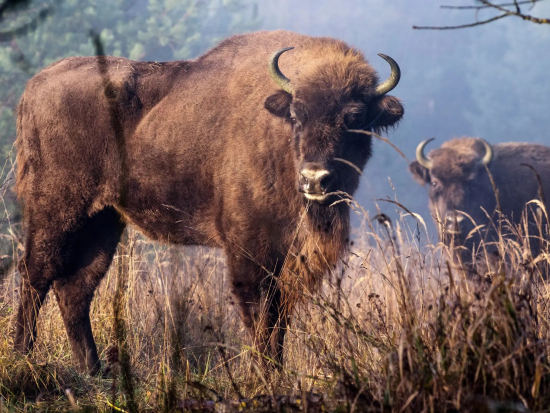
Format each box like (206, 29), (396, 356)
(409, 137), (550, 273)
(15, 30), (403, 374)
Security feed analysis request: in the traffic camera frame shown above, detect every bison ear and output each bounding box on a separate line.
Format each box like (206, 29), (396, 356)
(409, 160), (430, 185)
(264, 90), (292, 118)
(369, 95), (404, 131)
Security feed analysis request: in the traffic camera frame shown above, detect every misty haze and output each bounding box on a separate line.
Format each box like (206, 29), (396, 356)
(1, 0), (550, 411)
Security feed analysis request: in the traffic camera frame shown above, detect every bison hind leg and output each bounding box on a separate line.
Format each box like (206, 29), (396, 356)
(52, 207), (125, 375)
(14, 205), (124, 375)
(14, 251), (52, 356)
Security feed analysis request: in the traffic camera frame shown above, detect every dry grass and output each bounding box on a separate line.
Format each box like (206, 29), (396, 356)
(0, 193), (549, 412)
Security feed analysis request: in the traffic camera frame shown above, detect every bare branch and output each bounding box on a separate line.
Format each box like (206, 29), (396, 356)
(415, 0), (550, 29)
(440, 0), (544, 10)
(479, 0), (550, 23)
(413, 13), (508, 30)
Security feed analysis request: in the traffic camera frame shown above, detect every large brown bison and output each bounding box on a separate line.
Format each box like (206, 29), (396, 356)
(14, 30), (403, 374)
(409, 137), (550, 268)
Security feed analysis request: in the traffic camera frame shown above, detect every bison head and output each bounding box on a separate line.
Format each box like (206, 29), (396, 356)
(409, 138), (495, 247)
(264, 47), (404, 204)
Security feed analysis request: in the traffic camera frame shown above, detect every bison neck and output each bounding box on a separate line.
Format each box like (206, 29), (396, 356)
(281, 201), (350, 303)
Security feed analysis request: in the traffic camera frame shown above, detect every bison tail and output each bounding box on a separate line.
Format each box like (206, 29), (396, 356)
(14, 95), (33, 205)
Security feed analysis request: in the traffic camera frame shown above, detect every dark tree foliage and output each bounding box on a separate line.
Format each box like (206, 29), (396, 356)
(0, 0), (54, 43)
(0, 0), (259, 156)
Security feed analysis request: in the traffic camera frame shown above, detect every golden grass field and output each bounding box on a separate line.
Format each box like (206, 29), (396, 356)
(0, 186), (549, 412)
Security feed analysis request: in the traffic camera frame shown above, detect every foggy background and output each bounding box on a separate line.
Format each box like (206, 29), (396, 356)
(2, 0), (550, 240)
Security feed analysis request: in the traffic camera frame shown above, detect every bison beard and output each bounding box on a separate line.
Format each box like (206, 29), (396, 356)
(14, 30), (403, 374)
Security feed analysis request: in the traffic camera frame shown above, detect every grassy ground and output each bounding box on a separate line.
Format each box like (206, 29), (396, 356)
(0, 197), (549, 412)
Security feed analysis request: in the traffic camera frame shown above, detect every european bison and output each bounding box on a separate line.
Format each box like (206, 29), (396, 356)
(15, 30), (403, 374)
(409, 137), (550, 268)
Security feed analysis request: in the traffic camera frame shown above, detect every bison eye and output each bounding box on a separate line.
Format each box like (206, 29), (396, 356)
(344, 113), (356, 128)
(290, 117), (302, 131)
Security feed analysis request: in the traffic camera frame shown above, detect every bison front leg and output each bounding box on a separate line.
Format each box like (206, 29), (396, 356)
(228, 254), (287, 370)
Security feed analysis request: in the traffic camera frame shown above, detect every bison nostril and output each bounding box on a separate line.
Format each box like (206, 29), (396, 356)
(319, 174), (333, 192)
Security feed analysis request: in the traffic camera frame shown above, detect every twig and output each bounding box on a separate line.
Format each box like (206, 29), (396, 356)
(217, 345), (244, 400)
(521, 163), (548, 214)
(346, 129), (408, 161)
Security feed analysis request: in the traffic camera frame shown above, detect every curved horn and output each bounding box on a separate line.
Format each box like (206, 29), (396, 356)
(416, 138), (435, 169)
(268, 47), (294, 94)
(375, 54), (401, 96)
(480, 139), (493, 165)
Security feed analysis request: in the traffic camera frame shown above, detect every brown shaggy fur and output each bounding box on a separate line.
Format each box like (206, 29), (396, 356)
(15, 30), (403, 374)
(410, 137), (550, 267)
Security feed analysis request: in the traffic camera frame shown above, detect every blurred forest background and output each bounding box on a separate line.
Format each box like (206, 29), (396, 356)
(1, 0), (550, 239)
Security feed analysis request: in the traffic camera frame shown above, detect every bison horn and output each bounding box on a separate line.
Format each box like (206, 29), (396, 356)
(269, 47), (294, 94)
(416, 138), (435, 169)
(480, 139), (493, 165)
(375, 54), (401, 96)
